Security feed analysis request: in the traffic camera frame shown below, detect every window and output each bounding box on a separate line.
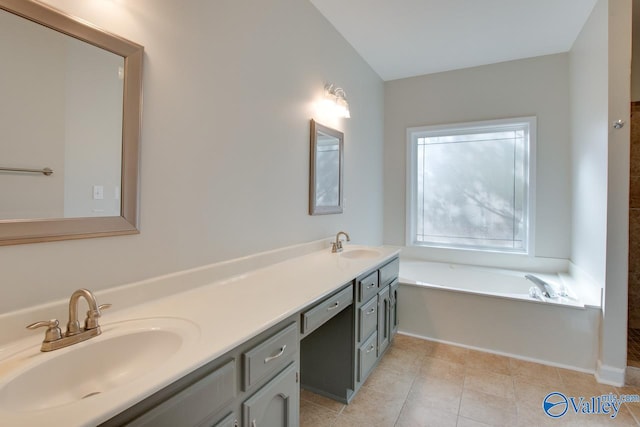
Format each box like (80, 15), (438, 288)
(406, 117), (535, 254)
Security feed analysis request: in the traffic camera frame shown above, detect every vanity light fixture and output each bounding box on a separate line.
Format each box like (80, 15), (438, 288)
(323, 83), (351, 118)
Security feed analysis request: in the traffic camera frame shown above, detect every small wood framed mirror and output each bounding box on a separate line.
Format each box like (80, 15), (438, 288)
(309, 120), (343, 215)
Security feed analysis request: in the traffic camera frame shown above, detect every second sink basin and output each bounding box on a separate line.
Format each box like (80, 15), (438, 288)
(340, 248), (382, 259)
(0, 317), (199, 412)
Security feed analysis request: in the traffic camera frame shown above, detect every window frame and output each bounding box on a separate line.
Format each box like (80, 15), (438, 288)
(405, 117), (536, 255)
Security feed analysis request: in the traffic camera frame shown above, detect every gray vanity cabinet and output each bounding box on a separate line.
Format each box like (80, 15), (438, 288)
(390, 279), (399, 338)
(101, 317), (299, 427)
(377, 286), (391, 357)
(212, 412), (238, 427)
(242, 362), (298, 427)
(352, 256), (399, 392)
(102, 255), (399, 426)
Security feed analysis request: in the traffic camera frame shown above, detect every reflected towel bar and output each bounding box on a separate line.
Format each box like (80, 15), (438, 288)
(0, 167), (53, 176)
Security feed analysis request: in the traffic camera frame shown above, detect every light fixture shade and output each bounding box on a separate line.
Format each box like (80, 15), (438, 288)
(324, 83), (351, 119)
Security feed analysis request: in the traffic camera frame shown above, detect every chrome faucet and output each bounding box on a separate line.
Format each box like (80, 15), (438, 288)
(525, 274), (557, 298)
(27, 288), (111, 352)
(332, 231), (350, 253)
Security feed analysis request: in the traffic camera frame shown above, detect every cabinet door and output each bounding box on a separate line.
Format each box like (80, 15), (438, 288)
(126, 360), (236, 427)
(208, 412), (237, 427)
(390, 279), (399, 338)
(242, 362), (298, 427)
(377, 286), (390, 356)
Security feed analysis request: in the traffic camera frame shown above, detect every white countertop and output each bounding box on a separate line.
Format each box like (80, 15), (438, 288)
(0, 244), (399, 426)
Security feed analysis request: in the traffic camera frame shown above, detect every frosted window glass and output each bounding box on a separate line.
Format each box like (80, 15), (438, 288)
(409, 118), (533, 253)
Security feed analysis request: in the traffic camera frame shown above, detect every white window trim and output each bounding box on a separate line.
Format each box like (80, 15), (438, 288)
(405, 117), (537, 256)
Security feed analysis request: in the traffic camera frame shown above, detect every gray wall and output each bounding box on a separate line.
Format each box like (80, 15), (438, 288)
(383, 53), (572, 262)
(0, 0), (384, 313)
(569, 0), (608, 287)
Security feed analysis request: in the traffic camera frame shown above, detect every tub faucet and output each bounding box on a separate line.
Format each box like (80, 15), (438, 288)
(332, 231), (350, 253)
(26, 288), (111, 352)
(525, 274), (557, 298)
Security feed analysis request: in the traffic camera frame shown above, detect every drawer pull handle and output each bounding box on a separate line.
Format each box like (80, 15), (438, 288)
(327, 301), (340, 311)
(264, 345), (286, 363)
(366, 308), (376, 315)
(366, 283), (376, 289)
(366, 344), (375, 353)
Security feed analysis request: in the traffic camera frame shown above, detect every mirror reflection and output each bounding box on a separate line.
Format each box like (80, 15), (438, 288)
(309, 120), (343, 215)
(0, 8), (124, 220)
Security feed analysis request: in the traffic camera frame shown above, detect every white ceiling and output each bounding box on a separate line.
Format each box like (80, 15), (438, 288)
(310, 0), (598, 81)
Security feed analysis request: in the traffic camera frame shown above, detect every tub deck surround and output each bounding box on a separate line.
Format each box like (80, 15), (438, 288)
(397, 257), (601, 373)
(0, 243), (400, 427)
(399, 257), (601, 309)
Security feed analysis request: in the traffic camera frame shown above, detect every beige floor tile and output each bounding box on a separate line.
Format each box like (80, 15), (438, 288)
(557, 382), (619, 400)
(465, 350), (511, 376)
(459, 389), (517, 427)
(558, 368), (599, 387)
(513, 378), (554, 412)
(340, 385), (404, 426)
(509, 359), (562, 388)
(557, 368), (617, 396)
(392, 333), (434, 356)
(300, 336), (640, 427)
(299, 399), (339, 427)
(361, 365), (415, 400)
(407, 375), (463, 415)
(300, 388), (345, 413)
(395, 399), (458, 427)
(333, 412), (395, 427)
(463, 368), (515, 399)
(625, 402), (640, 425)
(616, 384), (640, 395)
(456, 416), (496, 427)
(377, 345), (423, 375)
(419, 356), (466, 382)
(515, 404), (559, 427)
(573, 405), (639, 426)
(424, 342), (468, 365)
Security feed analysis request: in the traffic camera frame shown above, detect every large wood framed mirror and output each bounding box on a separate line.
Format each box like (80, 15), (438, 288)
(309, 120), (343, 215)
(0, 0), (143, 245)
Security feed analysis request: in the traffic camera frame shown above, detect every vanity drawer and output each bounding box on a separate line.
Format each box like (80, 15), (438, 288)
(358, 271), (379, 303)
(242, 322), (297, 391)
(379, 257), (399, 288)
(358, 331), (378, 382)
(358, 296), (378, 341)
(302, 284), (353, 335)
(127, 359), (236, 427)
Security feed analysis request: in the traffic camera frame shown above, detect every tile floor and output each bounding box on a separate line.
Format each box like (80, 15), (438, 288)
(300, 334), (640, 426)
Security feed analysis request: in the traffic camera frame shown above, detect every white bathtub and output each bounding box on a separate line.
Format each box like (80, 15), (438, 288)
(400, 259), (582, 307)
(397, 258), (601, 372)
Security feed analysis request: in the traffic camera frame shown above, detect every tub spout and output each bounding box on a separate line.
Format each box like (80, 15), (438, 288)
(525, 274), (556, 298)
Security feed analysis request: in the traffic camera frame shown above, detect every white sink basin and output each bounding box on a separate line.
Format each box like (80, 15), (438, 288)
(0, 317), (199, 412)
(340, 248), (382, 259)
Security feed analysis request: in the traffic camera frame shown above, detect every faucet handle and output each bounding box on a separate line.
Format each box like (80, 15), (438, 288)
(98, 303), (112, 313)
(26, 319), (63, 343)
(85, 303), (111, 330)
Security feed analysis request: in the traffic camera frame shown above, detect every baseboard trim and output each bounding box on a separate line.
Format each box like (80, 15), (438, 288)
(595, 360), (626, 386)
(397, 330), (596, 374)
